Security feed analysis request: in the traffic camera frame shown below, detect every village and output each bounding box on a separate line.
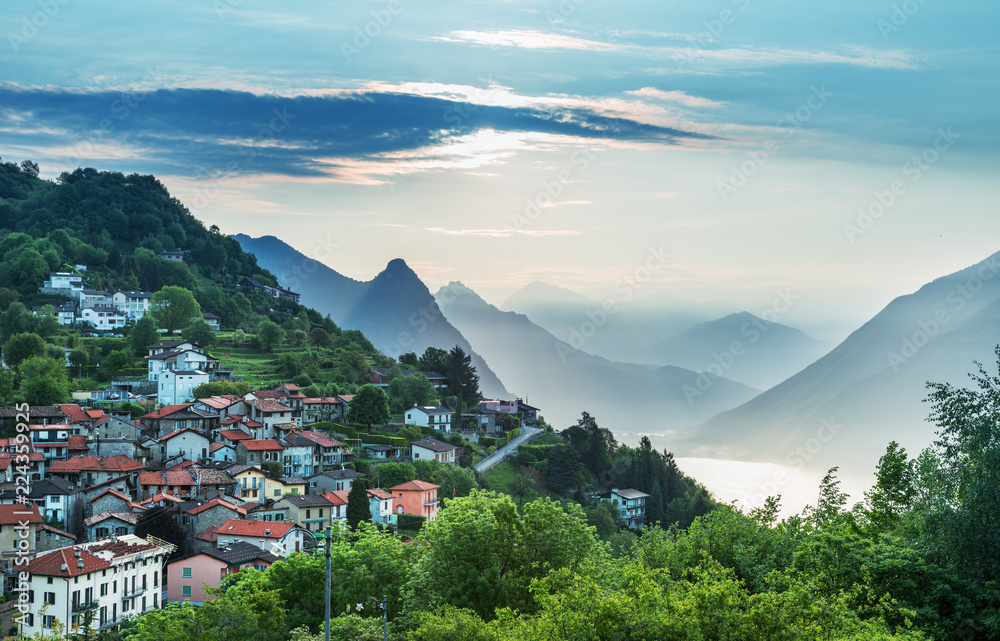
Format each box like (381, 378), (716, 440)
(0, 269), (650, 637)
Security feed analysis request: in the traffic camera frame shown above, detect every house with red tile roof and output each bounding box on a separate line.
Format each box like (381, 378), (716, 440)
(157, 427), (212, 463)
(167, 542), (279, 604)
(47, 455), (145, 486)
(302, 395), (346, 422)
(244, 398), (296, 438)
(368, 488), (394, 525)
(19, 535), (172, 636)
(0, 504), (42, 573)
(0, 451), (44, 482)
(294, 430), (346, 467)
(235, 439), (284, 467)
(85, 511), (141, 540)
(193, 395), (248, 418)
(141, 403), (220, 438)
(214, 519), (308, 555)
(389, 480), (440, 522)
(210, 441), (238, 463)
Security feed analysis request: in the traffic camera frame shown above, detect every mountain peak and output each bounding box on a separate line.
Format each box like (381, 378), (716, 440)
(385, 257), (411, 272)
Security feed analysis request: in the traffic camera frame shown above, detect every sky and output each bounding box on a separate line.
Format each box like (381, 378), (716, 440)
(2, 0), (998, 341)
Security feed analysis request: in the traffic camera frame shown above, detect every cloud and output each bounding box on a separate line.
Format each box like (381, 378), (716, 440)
(627, 88), (726, 108)
(0, 84), (715, 184)
(439, 29), (919, 70)
(423, 227), (581, 238)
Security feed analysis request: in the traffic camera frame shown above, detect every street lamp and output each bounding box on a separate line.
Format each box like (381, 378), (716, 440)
(299, 527), (332, 641)
(356, 595), (388, 641)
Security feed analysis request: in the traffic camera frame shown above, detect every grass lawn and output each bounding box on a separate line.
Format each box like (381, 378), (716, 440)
(483, 460), (518, 494)
(533, 432), (562, 446)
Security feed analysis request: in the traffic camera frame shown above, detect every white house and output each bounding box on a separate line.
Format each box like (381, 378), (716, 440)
(112, 291), (153, 320)
(78, 290), (111, 308)
(404, 405), (453, 431)
(202, 312), (221, 331)
(411, 437), (457, 465)
(159, 427), (212, 462)
(612, 488), (650, 529)
(147, 348), (213, 382)
(78, 305), (126, 330)
(44, 272), (83, 293)
(368, 488), (393, 525)
(157, 370), (209, 406)
(19, 535), (173, 636)
(210, 442), (238, 463)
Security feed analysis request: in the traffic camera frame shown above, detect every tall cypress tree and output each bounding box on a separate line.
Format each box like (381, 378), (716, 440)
(346, 479), (371, 530)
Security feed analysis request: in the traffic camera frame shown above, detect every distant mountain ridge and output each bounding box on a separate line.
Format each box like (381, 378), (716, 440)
(647, 311), (831, 389)
(436, 281), (759, 432)
(233, 234), (509, 399)
(683, 250), (1000, 475)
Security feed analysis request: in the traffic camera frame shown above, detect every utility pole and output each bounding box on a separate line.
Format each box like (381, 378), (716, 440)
(325, 526), (331, 641)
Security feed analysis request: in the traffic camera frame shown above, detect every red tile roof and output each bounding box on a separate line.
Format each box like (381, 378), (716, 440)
(368, 488), (393, 500)
(47, 455), (144, 474)
(142, 403), (194, 419)
(0, 503), (42, 525)
(87, 488), (131, 504)
(23, 546), (110, 577)
(68, 435), (89, 451)
(390, 480), (440, 492)
(138, 470), (197, 487)
(303, 396), (343, 405)
(321, 491), (349, 506)
(219, 428), (254, 440)
(57, 404), (92, 424)
(196, 525), (220, 543)
(294, 430), (342, 448)
(253, 399), (291, 413)
(241, 439), (284, 451)
(252, 390), (289, 399)
(88, 538), (160, 556)
(187, 498), (246, 516)
(217, 519), (294, 538)
(197, 396), (240, 409)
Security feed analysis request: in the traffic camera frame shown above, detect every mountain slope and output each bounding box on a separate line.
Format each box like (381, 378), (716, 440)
(501, 281), (706, 363)
(647, 312), (831, 389)
(684, 251), (1000, 475)
(436, 281), (759, 433)
(234, 235), (508, 399)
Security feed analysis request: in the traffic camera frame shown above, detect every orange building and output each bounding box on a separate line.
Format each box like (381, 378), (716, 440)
(389, 480), (440, 522)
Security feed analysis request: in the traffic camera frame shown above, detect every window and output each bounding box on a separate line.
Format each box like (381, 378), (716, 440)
(182, 567), (192, 578)
(101, 583), (108, 597)
(44, 615), (55, 629)
(181, 585), (192, 597)
(44, 591), (56, 605)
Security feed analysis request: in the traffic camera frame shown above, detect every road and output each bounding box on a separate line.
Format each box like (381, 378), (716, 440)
(474, 425), (544, 474)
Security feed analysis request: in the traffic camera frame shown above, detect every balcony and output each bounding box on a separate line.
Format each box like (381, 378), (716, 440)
(121, 586), (145, 600)
(72, 599), (99, 613)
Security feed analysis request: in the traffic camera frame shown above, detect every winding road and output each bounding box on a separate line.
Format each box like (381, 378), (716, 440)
(474, 425), (544, 474)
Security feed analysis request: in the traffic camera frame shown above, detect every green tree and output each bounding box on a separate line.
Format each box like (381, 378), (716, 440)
(388, 373), (438, 413)
(151, 286), (202, 333)
(347, 478), (372, 529)
(370, 462), (415, 489)
(347, 384), (390, 428)
(308, 327), (334, 348)
(444, 346), (480, 407)
(130, 314), (159, 355)
(405, 491), (598, 619)
(256, 320), (285, 352)
(0, 301), (34, 343)
(182, 318), (217, 348)
(102, 348), (133, 375)
(417, 347), (448, 374)
(338, 349), (372, 385)
(2, 332), (47, 369)
(19, 355), (69, 404)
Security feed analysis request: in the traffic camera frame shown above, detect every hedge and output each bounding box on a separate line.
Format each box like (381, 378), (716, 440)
(419, 425), (436, 436)
(480, 437), (496, 448)
(357, 433), (407, 448)
(396, 514), (426, 531)
(304, 421), (335, 432)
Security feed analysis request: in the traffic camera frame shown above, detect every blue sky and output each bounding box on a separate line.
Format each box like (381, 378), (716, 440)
(2, 0), (998, 338)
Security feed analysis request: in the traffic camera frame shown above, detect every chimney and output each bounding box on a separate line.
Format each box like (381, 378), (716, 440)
(78, 559), (84, 569)
(61, 563), (68, 572)
(265, 528), (271, 536)
(74, 548), (81, 557)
